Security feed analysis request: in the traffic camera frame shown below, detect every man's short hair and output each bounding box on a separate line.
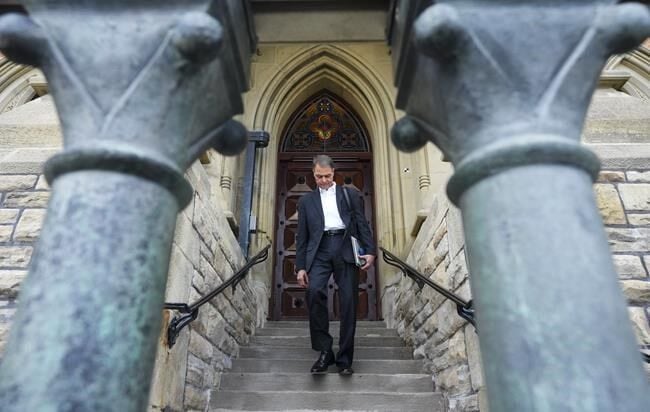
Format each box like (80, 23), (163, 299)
(313, 154), (335, 170)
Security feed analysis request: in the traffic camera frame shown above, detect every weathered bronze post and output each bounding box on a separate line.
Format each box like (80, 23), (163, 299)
(389, 0), (650, 410)
(0, 1), (255, 411)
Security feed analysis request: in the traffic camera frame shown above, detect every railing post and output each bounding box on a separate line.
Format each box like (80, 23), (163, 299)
(0, 1), (255, 411)
(388, 1), (650, 411)
(238, 130), (270, 258)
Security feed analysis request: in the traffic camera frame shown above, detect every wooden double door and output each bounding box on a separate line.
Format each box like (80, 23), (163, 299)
(271, 153), (377, 321)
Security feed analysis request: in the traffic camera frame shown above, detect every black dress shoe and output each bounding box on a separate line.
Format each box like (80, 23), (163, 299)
(338, 366), (354, 376)
(310, 351), (335, 374)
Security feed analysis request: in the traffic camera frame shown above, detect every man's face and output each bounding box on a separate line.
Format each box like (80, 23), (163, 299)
(313, 164), (334, 190)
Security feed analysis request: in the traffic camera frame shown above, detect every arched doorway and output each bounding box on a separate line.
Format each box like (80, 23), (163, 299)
(271, 90), (378, 321)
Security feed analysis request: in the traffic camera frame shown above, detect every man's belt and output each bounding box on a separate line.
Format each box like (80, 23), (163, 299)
(323, 229), (345, 236)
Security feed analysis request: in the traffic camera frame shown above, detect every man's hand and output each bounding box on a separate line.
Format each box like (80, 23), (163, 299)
(297, 269), (309, 288)
(360, 255), (375, 271)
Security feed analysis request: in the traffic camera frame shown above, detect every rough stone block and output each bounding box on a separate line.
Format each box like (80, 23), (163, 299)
(621, 280), (650, 304)
(173, 212), (201, 268)
(165, 244), (193, 303)
(447, 205), (466, 259)
(191, 271), (206, 298)
(593, 184), (626, 224)
(449, 251), (469, 289)
(626, 171), (650, 183)
(427, 340), (448, 370)
(619, 184), (650, 211)
(436, 363), (472, 397)
(597, 171), (626, 183)
(628, 214), (650, 226)
(417, 245), (437, 276)
(414, 336), (438, 361)
(464, 324), (483, 390)
(0, 209), (18, 225)
(183, 385), (208, 412)
(0, 225), (12, 243)
(412, 303), (434, 331)
(13, 209), (46, 242)
(612, 255), (647, 279)
(431, 329), (467, 373)
(0, 148), (59, 174)
(432, 219), (448, 249)
(0, 246), (32, 269)
(148, 319), (189, 412)
(606, 228), (650, 253)
(432, 299), (470, 345)
(2, 192), (50, 208)
(189, 329), (214, 364)
(0, 270), (27, 300)
(448, 394), (479, 412)
(211, 345), (232, 371)
(0, 175), (38, 191)
(223, 305), (248, 345)
(434, 235), (449, 270)
(185, 353), (209, 388)
(446, 326), (467, 363)
(206, 307), (228, 347)
(411, 197), (445, 256)
(215, 330), (239, 357)
(455, 280), (472, 302)
(628, 307), (650, 345)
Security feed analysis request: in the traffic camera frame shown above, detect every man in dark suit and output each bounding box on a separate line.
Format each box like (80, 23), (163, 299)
(295, 154), (376, 376)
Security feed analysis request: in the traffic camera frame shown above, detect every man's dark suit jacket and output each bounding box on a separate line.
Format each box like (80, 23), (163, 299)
(295, 185), (376, 273)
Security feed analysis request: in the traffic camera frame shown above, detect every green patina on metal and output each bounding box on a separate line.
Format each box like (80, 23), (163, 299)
(389, 0), (650, 410)
(0, 1), (256, 411)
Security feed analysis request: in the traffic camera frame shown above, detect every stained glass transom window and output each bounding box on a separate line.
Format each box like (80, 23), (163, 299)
(281, 92), (370, 152)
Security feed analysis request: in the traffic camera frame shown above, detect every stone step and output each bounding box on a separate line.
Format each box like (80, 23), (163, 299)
(250, 335), (404, 347)
(220, 372), (433, 393)
(239, 346), (413, 360)
(264, 321), (386, 328)
(210, 391), (446, 411)
(256, 327), (397, 337)
(229, 359), (425, 374)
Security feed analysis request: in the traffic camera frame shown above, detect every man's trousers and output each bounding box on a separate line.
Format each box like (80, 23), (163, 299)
(306, 233), (359, 368)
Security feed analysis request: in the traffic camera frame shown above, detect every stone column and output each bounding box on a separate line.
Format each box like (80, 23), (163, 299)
(0, 1), (255, 411)
(389, 1), (650, 411)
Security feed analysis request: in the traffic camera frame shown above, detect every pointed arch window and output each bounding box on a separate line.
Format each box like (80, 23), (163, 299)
(280, 91), (370, 152)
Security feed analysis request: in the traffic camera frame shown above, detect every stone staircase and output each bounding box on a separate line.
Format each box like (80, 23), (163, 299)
(210, 321), (446, 411)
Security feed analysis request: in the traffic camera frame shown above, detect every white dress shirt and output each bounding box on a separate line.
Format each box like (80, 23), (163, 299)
(319, 182), (346, 230)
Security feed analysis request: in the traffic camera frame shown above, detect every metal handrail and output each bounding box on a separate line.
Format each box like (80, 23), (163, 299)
(380, 247), (475, 327)
(163, 243), (271, 347)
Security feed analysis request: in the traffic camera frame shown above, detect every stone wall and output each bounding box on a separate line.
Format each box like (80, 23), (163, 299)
(0, 172), (48, 353)
(384, 168), (650, 411)
(0, 157), (263, 412)
(149, 161), (263, 412)
(383, 193), (486, 412)
(595, 169), (650, 367)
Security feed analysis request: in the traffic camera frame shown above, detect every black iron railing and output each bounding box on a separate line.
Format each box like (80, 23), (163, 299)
(163, 243), (271, 347)
(381, 247), (475, 327)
